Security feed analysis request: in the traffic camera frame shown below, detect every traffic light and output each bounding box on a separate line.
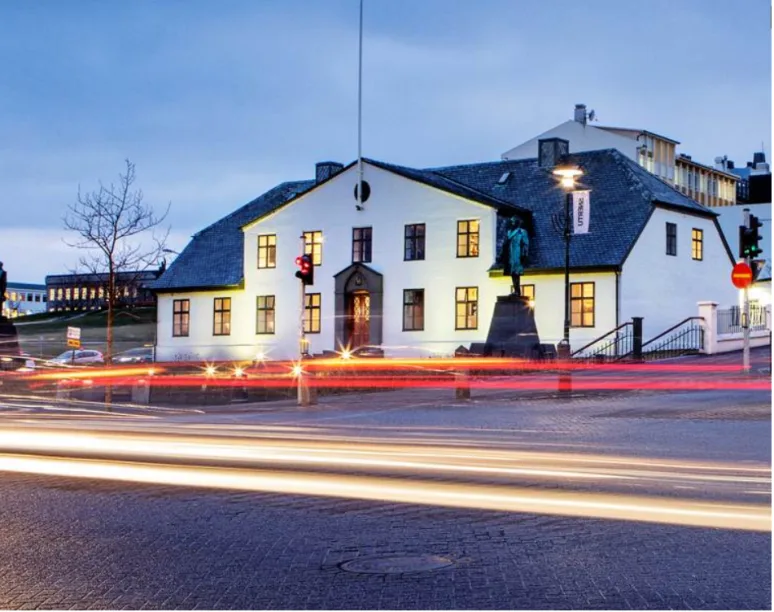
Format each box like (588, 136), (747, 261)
(739, 214), (764, 259)
(295, 254), (314, 286)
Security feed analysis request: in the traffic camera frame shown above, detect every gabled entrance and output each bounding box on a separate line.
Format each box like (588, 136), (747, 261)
(334, 263), (383, 351)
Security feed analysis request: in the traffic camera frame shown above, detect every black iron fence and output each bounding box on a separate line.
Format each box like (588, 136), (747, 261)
(627, 317), (705, 361)
(717, 304), (768, 335)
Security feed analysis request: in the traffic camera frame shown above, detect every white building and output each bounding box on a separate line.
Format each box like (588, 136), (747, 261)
(2, 282), (47, 318)
(152, 140), (736, 363)
(502, 104), (739, 208)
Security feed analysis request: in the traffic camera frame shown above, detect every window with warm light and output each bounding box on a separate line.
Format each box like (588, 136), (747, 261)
(510, 284), (535, 302)
(352, 227), (372, 263)
(304, 293), (321, 333)
(257, 234), (276, 269)
(457, 220), (479, 258)
(256, 295), (275, 334)
(173, 299), (190, 337)
(213, 297), (231, 336)
(403, 289), (424, 331)
(455, 286), (478, 330)
(692, 229), (703, 261)
(303, 231), (323, 265)
(571, 282), (595, 328)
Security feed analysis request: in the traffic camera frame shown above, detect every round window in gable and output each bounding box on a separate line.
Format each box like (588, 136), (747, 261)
(354, 180), (371, 203)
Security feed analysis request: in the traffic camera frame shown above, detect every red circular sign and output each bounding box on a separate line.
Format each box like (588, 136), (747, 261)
(731, 262), (753, 289)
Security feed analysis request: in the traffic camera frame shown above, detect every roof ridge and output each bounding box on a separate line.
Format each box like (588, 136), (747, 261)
(194, 179), (312, 237)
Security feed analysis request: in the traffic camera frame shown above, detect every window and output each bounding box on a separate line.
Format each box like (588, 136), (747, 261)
(90, 288), (96, 300)
(455, 287), (478, 330)
(403, 289), (424, 331)
(64, 288), (71, 301)
(73, 288), (80, 300)
(213, 297), (231, 336)
(404, 223), (426, 261)
(692, 229), (703, 261)
(666, 222), (677, 256)
(256, 295), (275, 334)
(257, 234), (276, 269)
(303, 231), (323, 265)
(173, 299), (190, 337)
(26, 293), (32, 302)
(57, 288), (63, 300)
(49, 289), (55, 301)
(304, 293), (321, 333)
(457, 220), (479, 257)
(570, 282), (595, 328)
(352, 227), (372, 263)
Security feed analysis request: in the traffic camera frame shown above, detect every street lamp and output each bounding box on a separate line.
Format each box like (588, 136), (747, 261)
(552, 163), (583, 391)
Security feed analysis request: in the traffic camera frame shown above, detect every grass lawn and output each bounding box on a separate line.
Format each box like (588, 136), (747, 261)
(13, 307), (157, 358)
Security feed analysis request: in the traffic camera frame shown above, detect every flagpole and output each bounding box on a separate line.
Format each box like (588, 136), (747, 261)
(357, 0), (364, 207)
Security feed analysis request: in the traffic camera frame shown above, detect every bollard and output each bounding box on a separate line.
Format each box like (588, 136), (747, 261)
(455, 370), (471, 400)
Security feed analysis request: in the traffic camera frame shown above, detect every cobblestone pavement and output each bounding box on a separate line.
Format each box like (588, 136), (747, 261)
(0, 356), (770, 610)
(0, 469), (769, 610)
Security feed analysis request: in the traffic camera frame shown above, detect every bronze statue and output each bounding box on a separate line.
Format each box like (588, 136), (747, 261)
(0, 262), (6, 312)
(499, 218), (529, 296)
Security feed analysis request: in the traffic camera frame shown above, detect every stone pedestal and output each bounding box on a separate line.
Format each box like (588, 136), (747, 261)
(470, 295), (541, 358)
(0, 317), (20, 369)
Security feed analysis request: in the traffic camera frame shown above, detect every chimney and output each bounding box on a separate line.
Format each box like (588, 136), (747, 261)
(727, 160), (735, 169)
(538, 138), (570, 169)
(753, 151), (766, 167)
(574, 104), (587, 125)
(315, 161), (344, 183)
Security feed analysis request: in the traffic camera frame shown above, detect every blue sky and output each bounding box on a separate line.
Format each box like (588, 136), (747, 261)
(1, 0), (771, 282)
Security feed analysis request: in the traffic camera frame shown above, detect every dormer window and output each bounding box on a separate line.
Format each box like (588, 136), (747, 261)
(497, 172), (511, 185)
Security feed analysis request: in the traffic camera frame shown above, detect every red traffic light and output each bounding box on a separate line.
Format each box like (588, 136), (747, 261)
(295, 256), (303, 267)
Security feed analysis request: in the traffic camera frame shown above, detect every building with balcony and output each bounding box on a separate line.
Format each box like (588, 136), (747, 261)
(501, 104), (738, 208)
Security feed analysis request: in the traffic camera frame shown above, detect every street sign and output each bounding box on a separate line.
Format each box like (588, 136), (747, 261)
(731, 262), (754, 289)
(67, 338), (81, 349)
(66, 326), (81, 340)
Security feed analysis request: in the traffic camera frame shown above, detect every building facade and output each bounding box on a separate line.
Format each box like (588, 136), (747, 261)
(2, 282), (47, 318)
(501, 104), (738, 208)
(46, 270), (161, 312)
(152, 142), (736, 363)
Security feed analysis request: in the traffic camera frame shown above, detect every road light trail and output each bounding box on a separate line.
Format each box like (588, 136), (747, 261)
(0, 453), (769, 532)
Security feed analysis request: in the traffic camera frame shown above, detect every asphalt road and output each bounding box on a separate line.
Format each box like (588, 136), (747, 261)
(0, 382), (770, 609)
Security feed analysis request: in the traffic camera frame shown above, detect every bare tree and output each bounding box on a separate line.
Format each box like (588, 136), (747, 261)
(64, 159), (170, 384)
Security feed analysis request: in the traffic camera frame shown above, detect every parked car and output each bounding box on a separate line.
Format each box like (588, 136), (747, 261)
(49, 349), (104, 366)
(113, 347), (154, 364)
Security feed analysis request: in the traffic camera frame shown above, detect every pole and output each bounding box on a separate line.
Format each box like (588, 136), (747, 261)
(742, 208), (751, 373)
(559, 190), (572, 394)
(298, 234), (311, 406)
(356, 0), (364, 208)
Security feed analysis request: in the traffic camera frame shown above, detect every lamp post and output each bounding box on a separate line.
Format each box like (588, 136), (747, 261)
(552, 164), (583, 393)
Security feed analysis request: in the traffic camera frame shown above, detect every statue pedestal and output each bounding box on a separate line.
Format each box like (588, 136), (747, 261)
(0, 317), (20, 369)
(470, 295), (541, 358)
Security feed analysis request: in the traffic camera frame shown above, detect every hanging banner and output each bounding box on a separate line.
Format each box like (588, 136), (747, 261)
(572, 190), (591, 235)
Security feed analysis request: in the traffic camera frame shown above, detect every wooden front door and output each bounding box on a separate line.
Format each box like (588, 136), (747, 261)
(348, 291), (370, 349)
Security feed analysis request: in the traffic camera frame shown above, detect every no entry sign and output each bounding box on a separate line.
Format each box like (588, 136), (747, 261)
(731, 262), (753, 289)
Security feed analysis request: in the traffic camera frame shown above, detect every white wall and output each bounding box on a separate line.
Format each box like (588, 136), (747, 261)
(501, 120), (639, 161)
(620, 207), (737, 341)
(237, 163), (503, 360)
(156, 289), (256, 362)
(519, 271), (618, 351)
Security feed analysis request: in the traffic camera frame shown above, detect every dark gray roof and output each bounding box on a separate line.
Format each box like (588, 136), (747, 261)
(428, 148), (718, 270)
(153, 148), (721, 291)
(151, 180), (314, 292)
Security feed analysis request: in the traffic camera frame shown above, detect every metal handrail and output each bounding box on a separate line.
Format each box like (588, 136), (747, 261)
(571, 322), (633, 357)
(616, 317), (704, 361)
(640, 317), (704, 351)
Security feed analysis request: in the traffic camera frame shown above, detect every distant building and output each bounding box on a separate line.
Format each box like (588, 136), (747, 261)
(720, 151), (772, 204)
(2, 282), (47, 318)
(501, 104), (739, 208)
(46, 270), (162, 312)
